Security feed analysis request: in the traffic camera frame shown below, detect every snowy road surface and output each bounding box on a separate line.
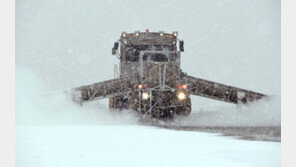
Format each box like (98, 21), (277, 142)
(157, 125), (281, 142)
(16, 125), (280, 167)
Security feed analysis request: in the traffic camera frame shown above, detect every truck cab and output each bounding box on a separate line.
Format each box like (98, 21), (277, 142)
(113, 31), (183, 77)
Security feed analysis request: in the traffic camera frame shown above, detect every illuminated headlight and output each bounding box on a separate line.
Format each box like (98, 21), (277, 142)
(177, 91), (186, 101)
(135, 31), (140, 36)
(159, 31), (164, 36)
(142, 92), (149, 100)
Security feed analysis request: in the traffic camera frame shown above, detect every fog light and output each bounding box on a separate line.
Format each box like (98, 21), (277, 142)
(177, 91), (186, 101)
(142, 92), (149, 100)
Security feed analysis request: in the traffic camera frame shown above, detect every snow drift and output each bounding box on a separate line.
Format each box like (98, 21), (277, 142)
(15, 65), (139, 126)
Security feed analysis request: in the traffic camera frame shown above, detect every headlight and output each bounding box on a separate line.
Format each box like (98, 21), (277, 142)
(177, 91), (186, 101)
(142, 92), (149, 100)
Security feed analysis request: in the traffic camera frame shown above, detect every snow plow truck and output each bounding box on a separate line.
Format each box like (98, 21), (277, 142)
(70, 30), (266, 119)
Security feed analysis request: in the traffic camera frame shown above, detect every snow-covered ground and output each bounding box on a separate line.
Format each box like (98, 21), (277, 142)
(16, 125), (280, 167)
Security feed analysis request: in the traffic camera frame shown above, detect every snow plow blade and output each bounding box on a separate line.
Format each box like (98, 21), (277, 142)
(70, 77), (132, 104)
(184, 75), (266, 104)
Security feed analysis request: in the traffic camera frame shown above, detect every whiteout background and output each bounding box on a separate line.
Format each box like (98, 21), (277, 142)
(15, 0), (281, 167)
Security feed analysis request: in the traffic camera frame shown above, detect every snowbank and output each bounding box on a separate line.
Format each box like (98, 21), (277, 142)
(181, 96), (281, 126)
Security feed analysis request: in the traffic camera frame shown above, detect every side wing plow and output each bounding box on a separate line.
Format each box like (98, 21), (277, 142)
(70, 77), (133, 104)
(183, 75), (266, 104)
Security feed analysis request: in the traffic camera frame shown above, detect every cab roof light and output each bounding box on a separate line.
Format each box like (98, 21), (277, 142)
(122, 31), (127, 37)
(135, 31), (140, 36)
(173, 31), (178, 37)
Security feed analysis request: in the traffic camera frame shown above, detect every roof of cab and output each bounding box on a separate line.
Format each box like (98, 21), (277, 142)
(120, 31), (177, 46)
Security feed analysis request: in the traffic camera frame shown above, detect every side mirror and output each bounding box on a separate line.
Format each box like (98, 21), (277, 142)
(114, 42), (119, 50)
(112, 42), (119, 55)
(179, 40), (184, 52)
(112, 48), (116, 55)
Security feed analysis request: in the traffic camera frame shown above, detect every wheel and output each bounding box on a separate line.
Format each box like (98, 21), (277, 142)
(109, 96), (129, 110)
(175, 97), (191, 116)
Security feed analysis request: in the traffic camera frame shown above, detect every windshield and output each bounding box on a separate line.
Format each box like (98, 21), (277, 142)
(125, 45), (174, 62)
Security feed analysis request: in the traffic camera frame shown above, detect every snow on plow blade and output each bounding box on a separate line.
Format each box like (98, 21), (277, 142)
(184, 75), (266, 104)
(70, 77), (133, 104)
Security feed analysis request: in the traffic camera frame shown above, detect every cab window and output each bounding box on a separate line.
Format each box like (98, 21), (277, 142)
(125, 45), (174, 62)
